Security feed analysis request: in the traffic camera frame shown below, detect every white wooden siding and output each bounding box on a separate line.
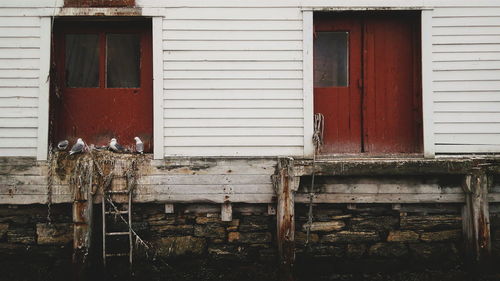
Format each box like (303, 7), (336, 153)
(1, 1), (500, 158)
(162, 7), (304, 156)
(432, 5), (500, 153)
(0, 13), (40, 158)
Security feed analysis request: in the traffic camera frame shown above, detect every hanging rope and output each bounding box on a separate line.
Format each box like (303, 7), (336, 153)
(305, 113), (324, 249)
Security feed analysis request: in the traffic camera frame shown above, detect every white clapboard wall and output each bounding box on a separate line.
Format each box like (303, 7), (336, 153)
(0, 0), (499, 157)
(431, 5), (500, 153)
(0, 12), (40, 157)
(161, 6), (304, 156)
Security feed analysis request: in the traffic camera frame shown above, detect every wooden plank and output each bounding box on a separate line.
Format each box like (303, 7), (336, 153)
(274, 157), (295, 281)
(435, 92), (500, 102)
(434, 81), (500, 92)
(433, 44), (500, 53)
(434, 70), (500, 82)
(164, 89), (302, 100)
(162, 7), (302, 20)
(163, 70), (302, 79)
(164, 61), (303, 71)
(164, 108), (303, 119)
(436, 144), (500, 153)
(302, 10), (314, 158)
(164, 99), (302, 108)
(164, 136), (303, 146)
(435, 123), (500, 134)
(435, 112), (500, 123)
(221, 202), (232, 221)
(462, 173), (491, 266)
(434, 101), (500, 112)
(153, 16), (164, 160)
(163, 79), (303, 90)
(0, 27), (39, 38)
(0, 17), (40, 27)
(303, 183), (463, 194)
(0, 37), (39, 48)
(295, 193), (465, 203)
(164, 30), (302, 41)
(164, 40), (302, 51)
(0, 58), (39, 69)
(164, 118), (303, 128)
(435, 134), (500, 145)
(0, 117), (37, 127)
(0, 78), (38, 87)
(0, 128), (37, 138)
(434, 60), (500, 71)
(422, 9), (435, 158)
(164, 127), (303, 137)
(164, 203), (174, 213)
(0, 97), (37, 108)
(134, 193), (274, 204)
(137, 174), (272, 185)
(162, 19), (302, 31)
(432, 17), (500, 27)
(0, 138), (37, 148)
(433, 52), (500, 62)
(433, 26), (500, 36)
(163, 50), (302, 61)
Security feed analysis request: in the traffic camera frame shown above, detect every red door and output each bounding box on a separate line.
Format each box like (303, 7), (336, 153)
(52, 21), (153, 152)
(314, 12), (422, 154)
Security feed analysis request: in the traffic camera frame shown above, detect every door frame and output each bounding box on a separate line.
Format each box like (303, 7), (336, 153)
(302, 9), (434, 158)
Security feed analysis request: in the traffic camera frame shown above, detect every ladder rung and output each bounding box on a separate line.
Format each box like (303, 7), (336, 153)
(105, 253), (129, 257)
(105, 210), (129, 215)
(106, 231), (130, 236)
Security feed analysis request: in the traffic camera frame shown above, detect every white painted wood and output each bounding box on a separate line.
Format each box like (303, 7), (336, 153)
(165, 118), (303, 128)
(164, 70), (303, 79)
(164, 203), (174, 213)
(302, 9), (314, 157)
(162, 19), (302, 31)
(165, 127), (303, 136)
(36, 17), (50, 160)
(164, 108), (303, 119)
(435, 112), (500, 123)
(165, 89), (303, 100)
(164, 61), (303, 71)
(221, 202), (232, 221)
(422, 10), (435, 157)
(435, 123), (500, 134)
(163, 50), (302, 61)
(153, 17), (164, 159)
(164, 146), (303, 156)
(164, 136), (303, 146)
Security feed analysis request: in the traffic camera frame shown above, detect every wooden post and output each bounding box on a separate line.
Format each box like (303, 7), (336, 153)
(274, 157), (296, 281)
(221, 202), (232, 222)
(462, 171), (491, 267)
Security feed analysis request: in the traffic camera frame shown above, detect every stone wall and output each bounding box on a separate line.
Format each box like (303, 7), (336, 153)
(0, 202), (479, 281)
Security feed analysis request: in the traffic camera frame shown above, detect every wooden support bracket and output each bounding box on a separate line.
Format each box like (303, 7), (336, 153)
(221, 202), (232, 222)
(274, 157), (296, 281)
(462, 172), (491, 267)
(165, 203), (174, 214)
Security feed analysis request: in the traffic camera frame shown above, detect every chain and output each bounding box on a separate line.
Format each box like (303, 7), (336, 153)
(305, 113), (324, 249)
(46, 144), (54, 224)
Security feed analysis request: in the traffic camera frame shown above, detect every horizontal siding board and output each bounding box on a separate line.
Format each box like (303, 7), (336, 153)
(164, 40), (302, 51)
(435, 112), (500, 123)
(0, 37), (40, 48)
(0, 107), (37, 118)
(163, 146), (303, 156)
(164, 118), (303, 128)
(163, 30), (302, 40)
(164, 70), (302, 79)
(433, 26), (500, 36)
(163, 79), (302, 89)
(164, 61), (303, 70)
(432, 17), (500, 27)
(433, 60), (500, 70)
(434, 123), (500, 134)
(434, 101), (500, 112)
(435, 134), (500, 145)
(436, 144), (500, 153)
(0, 88), (38, 97)
(433, 70), (500, 81)
(0, 128), (37, 138)
(0, 117), (37, 127)
(163, 50), (302, 61)
(162, 19), (302, 30)
(164, 108), (302, 118)
(0, 148), (36, 157)
(0, 58), (39, 69)
(433, 35), (500, 45)
(432, 7), (500, 17)
(0, 138), (37, 147)
(0, 69), (38, 78)
(164, 136), (303, 146)
(433, 44), (500, 53)
(0, 17), (40, 27)
(164, 127), (303, 136)
(433, 80), (500, 91)
(432, 52), (500, 62)
(0, 97), (38, 107)
(0, 27), (39, 38)
(435, 92), (500, 102)
(0, 48), (39, 59)
(165, 90), (302, 100)
(0, 78), (38, 87)
(164, 99), (302, 108)
(163, 7), (302, 20)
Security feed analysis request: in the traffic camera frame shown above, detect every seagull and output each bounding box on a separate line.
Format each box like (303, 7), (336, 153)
(57, 140), (69, 151)
(69, 138), (85, 155)
(134, 137), (144, 154)
(109, 138), (126, 153)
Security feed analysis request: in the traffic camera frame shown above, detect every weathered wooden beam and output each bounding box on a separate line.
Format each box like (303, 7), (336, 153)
(295, 193), (465, 204)
(164, 203), (174, 214)
(462, 172), (491, 267)
(221, 202), (232, 221)
(294, 158), (477, 176)
(274, 157), (296, 281)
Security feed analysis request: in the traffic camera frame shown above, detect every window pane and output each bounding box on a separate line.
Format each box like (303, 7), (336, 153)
(106, 34), (140, 88)
(65, 34), (99, 88)
(314, 32), (349, 87)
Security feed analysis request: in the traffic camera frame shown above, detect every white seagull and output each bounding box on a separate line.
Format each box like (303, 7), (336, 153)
(109, 138), (126, 153)
(57, 140), (69, 151)
(69, 138), (85, 155)
(134, 137), (144, 154)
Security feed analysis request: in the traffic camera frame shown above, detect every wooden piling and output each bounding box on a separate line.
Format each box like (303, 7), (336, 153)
(462, 171), (491, 267)
(275, 157), (297, 281)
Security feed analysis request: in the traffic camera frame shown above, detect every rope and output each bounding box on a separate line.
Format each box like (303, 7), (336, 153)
(305, 113), (324, 249)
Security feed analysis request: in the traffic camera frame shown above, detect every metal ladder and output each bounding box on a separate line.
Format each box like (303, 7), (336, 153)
(102, 175), (133, 267)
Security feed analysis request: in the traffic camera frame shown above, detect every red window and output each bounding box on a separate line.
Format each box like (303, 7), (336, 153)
(314, 12), (423, 154)
(51, 20), (153, 152)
